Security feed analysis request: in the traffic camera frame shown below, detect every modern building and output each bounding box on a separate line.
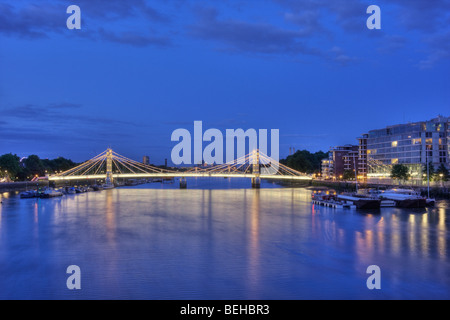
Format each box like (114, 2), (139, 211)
(364, 115), (449, 181)
(321, 159), (333, 179)
(143, 155), (149, 165)
(321, 145), (359, 180)
(357, 133), (369, 182)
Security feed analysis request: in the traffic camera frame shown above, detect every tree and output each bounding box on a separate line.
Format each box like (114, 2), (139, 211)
(422, 161), (436, 181)
(0, 153), (21, 180)
(42, 157), (77, 174)
(343, 169), (355, 181)
(280, 150), (328, 174)
(24, 155), (45, 177)
(436, 163), (449, 182)
(391, 164), (410, 180)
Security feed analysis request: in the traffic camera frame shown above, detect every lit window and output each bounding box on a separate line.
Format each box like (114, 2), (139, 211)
(391, 158), (398, 164)
(392, 141), (398, 147)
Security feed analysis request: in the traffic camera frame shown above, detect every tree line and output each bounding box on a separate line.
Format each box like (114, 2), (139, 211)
(391, 162), (449, 182)
(279, 149), (328, 174)
(0, 153), (78, 181)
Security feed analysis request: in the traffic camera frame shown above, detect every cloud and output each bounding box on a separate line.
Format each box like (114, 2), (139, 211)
(1, 103), (141, 128)
(62, 0), (170, 22)
(0, 3), (63, 39)
(273, 0), (368, 33)
(388, 0), (450, 33)
(98, 28), (172, 47)
(418, 31), (450, 69)
(273, 0), (450, 68)
(0, 1), (172, 47)
(0, 102), (143, 152)
(188, 7), (323, 57)
(329, 46), (357, 66)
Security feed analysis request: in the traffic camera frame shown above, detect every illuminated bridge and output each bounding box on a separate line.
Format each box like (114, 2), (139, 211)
(48, 148), (312, 188)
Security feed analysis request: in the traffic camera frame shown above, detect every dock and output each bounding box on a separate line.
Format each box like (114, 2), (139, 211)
(312, 199), (356, 209)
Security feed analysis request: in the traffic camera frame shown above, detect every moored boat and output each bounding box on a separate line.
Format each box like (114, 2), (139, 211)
(92, 185), (103, 191)
(310, 188), (337, 201)
(63, 186), (76, 195)
(20, 190), (38, 199)
(378, 188), (428, 208)
(337, 194), (381, 209)
(40, 188), (63, 198)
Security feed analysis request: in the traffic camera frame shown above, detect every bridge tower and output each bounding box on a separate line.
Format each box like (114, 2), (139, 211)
(106, 148), (114, 185)
(251, 149), (261, 189)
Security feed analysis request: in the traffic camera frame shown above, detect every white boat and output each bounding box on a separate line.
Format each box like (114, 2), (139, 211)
(40, 188), (63, 198)
(378, 188), (428, 208)
(337, 194), (381, 209)
(102, 184), (115, 190)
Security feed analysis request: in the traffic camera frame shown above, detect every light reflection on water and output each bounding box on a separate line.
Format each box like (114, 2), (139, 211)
(0, 179), (449, 299)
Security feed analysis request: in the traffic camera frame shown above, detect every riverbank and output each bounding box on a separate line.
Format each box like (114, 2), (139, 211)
(0, 181), (48, 193)
(309, 180), (450, 199)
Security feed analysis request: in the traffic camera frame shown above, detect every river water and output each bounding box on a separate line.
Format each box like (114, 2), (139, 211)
(0, 178), (449, 300)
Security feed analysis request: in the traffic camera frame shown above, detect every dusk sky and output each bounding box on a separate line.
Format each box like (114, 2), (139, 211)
(1, 0), (449, 164)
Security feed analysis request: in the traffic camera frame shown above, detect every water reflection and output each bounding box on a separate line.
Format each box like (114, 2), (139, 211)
(0, 185), (449, 299)
(247, 190), (260, 297)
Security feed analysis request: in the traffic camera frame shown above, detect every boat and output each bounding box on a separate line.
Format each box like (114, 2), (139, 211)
(380, 199), (396, 207)
(310, 188), (337, 201)
(20, 190), (38, 198)
(378, 188), (428, 208)
(337, 194), (381, 209)
(40, 188), (63, 198)
(358, 189), (396, 207)
(102, 183), (115, 190)
(75, 187), (83, 193)
(62, 186), (76, 194)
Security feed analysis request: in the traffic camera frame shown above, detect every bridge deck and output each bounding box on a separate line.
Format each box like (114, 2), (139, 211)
(49, 173), (311, 181)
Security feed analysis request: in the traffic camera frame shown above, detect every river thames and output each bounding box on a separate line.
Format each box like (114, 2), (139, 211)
(0, 178), (449, 300)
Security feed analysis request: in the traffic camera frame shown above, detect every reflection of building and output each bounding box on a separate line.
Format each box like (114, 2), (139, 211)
(364, 115), (449, 181)
(143, 156), (149, 165)
(321, 145), (359, 180)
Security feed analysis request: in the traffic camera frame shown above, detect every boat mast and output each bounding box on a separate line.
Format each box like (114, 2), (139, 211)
(427, 152), (430, 199)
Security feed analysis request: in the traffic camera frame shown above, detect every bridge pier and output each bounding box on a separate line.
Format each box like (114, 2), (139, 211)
(251, 177), (261, 189)
(252, 149), (261, 188)
(180, 177), (187, 189)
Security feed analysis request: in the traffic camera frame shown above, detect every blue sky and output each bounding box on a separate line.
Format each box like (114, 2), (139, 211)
(0, 0), (449, 164)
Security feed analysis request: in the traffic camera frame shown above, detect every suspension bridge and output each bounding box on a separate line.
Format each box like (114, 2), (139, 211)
(48, 148), (312, 188)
